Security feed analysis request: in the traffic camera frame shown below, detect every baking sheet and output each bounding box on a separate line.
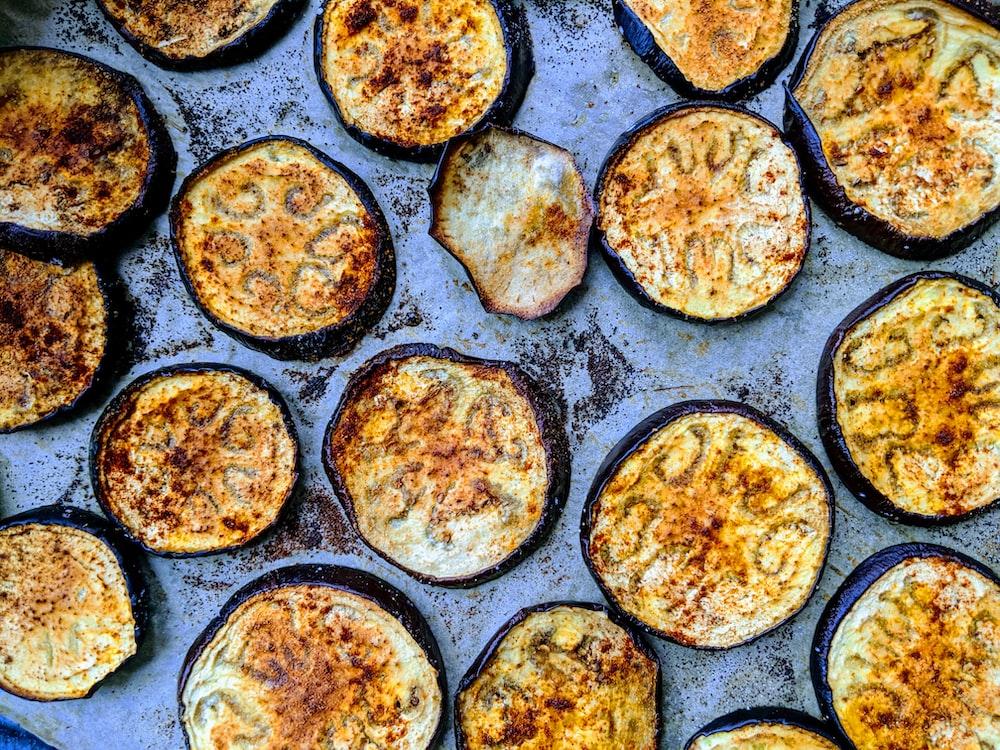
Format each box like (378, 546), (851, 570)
(1, 0), (998, 747)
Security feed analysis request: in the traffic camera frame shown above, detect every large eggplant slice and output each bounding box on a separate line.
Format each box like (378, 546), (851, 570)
(91, 363), (299, 557)
(0, 47), (175, 265)
(818, 271), (1000, 525)
(314, 0), (533, 162)
(685, 707), (846, 749)
(812, 543), (1000, 750)
(785, 0), (1000, 259)
(178, 564), (445, 750)
(0, 505), (148, 702)
(171, 136), (394, 360)
(324, 343), (569, 587)
(428, 126), (591, 319)
(455, 601), (661, 749)
(595, 104), (810, 323)
(582, 400), (833, 649)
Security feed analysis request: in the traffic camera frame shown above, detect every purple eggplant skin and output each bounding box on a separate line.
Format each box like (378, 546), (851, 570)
(323, 343), (570, 588)
(169, 136), (395, 361)
(592, 102), (811, 325)
(685, 706), (848, 749)
(581, 399), (835, 649)
(312, 0), (533, 163)
(816, 270), (1000, 527)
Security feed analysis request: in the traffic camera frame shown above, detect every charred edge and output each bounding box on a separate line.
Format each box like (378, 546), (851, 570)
(684, 706), (849, 749)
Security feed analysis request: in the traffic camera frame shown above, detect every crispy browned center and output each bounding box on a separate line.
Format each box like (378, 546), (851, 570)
(690, 723), (840, 749)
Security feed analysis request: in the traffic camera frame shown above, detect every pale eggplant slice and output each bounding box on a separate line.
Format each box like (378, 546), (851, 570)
(685, 707), (846, 749)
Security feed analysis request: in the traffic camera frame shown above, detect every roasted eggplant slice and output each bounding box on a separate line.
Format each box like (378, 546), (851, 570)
(324, 343), (569, 587)
(812, 543), (1000, 750)
(178, 564), (445, 749)
(0, 47), (175, 265)
(582, 400), (833, 649)
(455, 601), (661, 749)
(818, 272), (1000, 525)
(171, 136), (394, 360)
(91, 363), (299, 556)
(685, 707), (845, 749)
(0, 505), (148, 702)
(314, 0), (533, 162)
(785, 0), (1000, 259)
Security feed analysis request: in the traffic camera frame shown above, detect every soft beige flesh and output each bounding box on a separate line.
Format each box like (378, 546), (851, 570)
(690, 723), (840, 750)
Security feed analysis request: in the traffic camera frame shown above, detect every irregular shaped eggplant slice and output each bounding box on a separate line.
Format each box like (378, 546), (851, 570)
(455, 601), (661, 750)
(171, 136), (394, 360)
(428, 126), (591, 319)
(595, 104), (810, 323)
(812, 544), (1000, 750)
(818, 272), (1000, 525)
(0, 47), (175, 265)
(314, 0), (533, 162)
(91, 364), (299, 556)
(686, 707), (845, 750)
(582, 400), (833, 649)
(786, 0), (1000, 259)
(0, 505), (148, 702)
(324, 343), (569, 587)
(179, 564), (445, 750)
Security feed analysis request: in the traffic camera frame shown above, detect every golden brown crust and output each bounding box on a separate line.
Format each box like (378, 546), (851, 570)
(690, 723), (840, 750)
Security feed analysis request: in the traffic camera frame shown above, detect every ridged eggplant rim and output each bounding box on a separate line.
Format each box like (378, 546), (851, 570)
(322, 342), (570, 588)
(684, 706), (848, 749)
(169, 135), (396, 361)
(454, 599), (663, 749)
(810, 542), (1000, 748)
(312, 0), (534, 163)
(0, 46), (176, 266)
(593, 102), (812, 325)
(581, 399), (836, 649)
(0, 504), (150, 702)
(783, 0), (1000, 260)
(816, 270), (1000, 526)
(176, 563), (447, 750)
(89, 362), (301, 558)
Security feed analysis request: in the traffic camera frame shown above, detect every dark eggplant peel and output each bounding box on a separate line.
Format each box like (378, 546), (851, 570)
(0, 47), (175, 265)
(818, 272), (1000, 525)
(91, 364), (299, 557)
(785, 0), (1000, 259)
(324, 343), (569, 587)
(178, 564), (445, 749)
(171, 136), (394, 360)
(812, 543), (1000, 750)
(582, 400), (833, 649)
(685, 707), (846, 749)
(428, 126), (591, 319)
(595, 104), (810, 323)
(0, 505), (148, 702)
(455, 601), (661, 750)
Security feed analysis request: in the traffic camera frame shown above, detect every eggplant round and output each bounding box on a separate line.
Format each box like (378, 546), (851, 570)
(90, 363), (299, 557)
(582, 400), (834, 649)
(313, 0), (533, 162)
(170, 136), (395, 360)
(817, 271), (1000, 526)
(178, 563), (446, 749)
(0, 47), (175, 265)
(685, 707), (846, 749)
(811, 543), (1000, 750)
(455, 601), (661, 750)
(784, 0), (1000, 259)
(0, 504), (148, 702)
(594, 103), (810, 323)
(323, 343), (569, 587)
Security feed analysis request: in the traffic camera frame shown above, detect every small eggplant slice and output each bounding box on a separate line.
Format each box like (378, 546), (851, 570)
(582, 400), (833, 649)
(0, 47), (175, 265)
(428, 126), (591, 319)
(178, 564), (445, 749)
(785, 0), (1000, 259)
(812, 544), (1000, 750)
(314, 0), (533, 162)
(595, 104), (810, 323)
(0, 505), (148, 702)
(324, 343), (569, 587)
(685, 707), (846, 749)
(91, 363), (299, 556)
(455, 601), (661, 750)
(818, 272), (1000, 525)
(171, 136), (394, 360)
